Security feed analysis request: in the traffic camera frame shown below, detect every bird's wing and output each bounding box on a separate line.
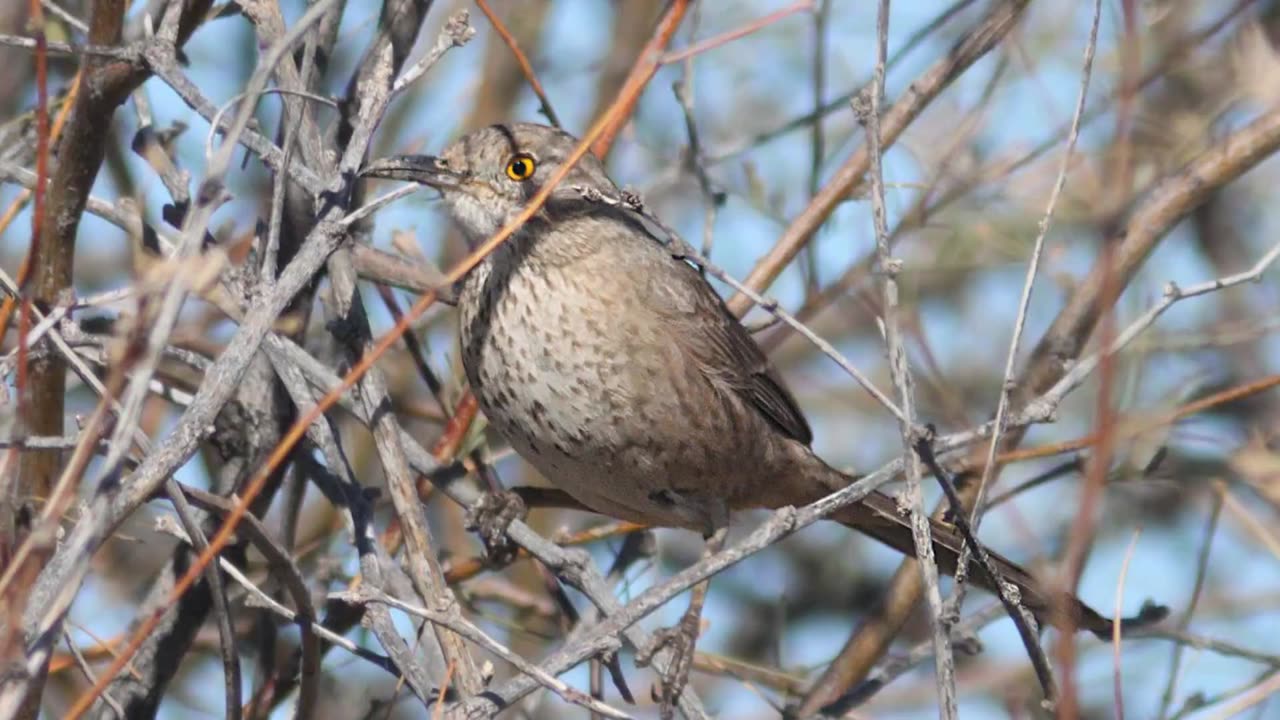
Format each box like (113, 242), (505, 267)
(650, 252), (814, 446)
(569, 194), (814, 445)
(699, 294), (812, 443)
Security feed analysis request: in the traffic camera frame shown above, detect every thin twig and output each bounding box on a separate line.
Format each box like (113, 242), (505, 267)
(1024, 239), (1280, 423)
(61, 629), (125, 718)
(819, 603), (1005, 713)
(911, 439), (1057, 704)
(1112, 526), (1143, 720)
(333, 587), (633, 719)
(659, 0), (812, 64)
(864, 0), (957, 715)
(0, 32), (137, 58)
(1156, 490), (1224, 718)
(705, 0), (979, 164)
(953, 0), (1103, 607)
(391, 10), (474, 96)
(591, 0), (690, 159)
(472, 1), (559, 126)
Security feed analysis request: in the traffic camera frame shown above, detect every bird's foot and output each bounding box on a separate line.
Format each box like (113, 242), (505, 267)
(637, 526), (723, 719)
(464, 489), (527, 567)
(637, 608), (702, 720)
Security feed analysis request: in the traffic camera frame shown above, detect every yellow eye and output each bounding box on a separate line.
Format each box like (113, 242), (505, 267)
(505, 154), (536, 181)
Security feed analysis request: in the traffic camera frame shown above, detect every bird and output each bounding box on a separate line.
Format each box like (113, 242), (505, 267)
(360, 121), (1164, 639)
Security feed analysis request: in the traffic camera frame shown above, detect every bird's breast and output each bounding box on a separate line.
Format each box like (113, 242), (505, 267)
(454, 239), (779, 531)
(459, 250), (647, 458)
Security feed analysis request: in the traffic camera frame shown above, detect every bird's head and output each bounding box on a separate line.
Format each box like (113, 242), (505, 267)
(360, 122), (617, 242)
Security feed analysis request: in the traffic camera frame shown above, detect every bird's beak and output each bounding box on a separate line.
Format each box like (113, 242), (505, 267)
(359, 154), (460, 189)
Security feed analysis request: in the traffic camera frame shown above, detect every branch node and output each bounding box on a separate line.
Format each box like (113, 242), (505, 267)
(850, 88), (874, 124)
(445, 10), (475, 46)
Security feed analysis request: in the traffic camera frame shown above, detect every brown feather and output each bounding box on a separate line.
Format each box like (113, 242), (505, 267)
(653, 260), (813, 444)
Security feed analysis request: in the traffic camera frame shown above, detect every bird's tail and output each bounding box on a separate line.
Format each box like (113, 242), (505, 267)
(794, 458), (1167, 638)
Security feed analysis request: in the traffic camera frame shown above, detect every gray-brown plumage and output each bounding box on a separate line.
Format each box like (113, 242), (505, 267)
(361, 122), (1161, 638)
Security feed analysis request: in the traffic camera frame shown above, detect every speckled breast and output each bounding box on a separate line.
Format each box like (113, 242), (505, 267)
(458, 244), (627, 466)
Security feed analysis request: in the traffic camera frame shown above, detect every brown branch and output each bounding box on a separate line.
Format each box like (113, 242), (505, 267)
(590, 0), (690, 160)
(0, 0), (69, 649)
(8, 2), (129, 717)
(588, 2), (663, 128)
(449, 1), (551, 133)
(19, 0), (128, 542)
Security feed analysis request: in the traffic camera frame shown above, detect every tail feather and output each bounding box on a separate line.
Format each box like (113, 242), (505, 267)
(790, 457), (1168, 638)
(832, 492), (1130, 636)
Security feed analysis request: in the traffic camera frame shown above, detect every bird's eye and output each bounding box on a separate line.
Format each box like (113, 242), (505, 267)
(505, 154), (536, 181)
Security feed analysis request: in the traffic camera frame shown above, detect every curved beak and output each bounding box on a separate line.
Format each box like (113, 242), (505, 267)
(359, 154), (460, 189)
